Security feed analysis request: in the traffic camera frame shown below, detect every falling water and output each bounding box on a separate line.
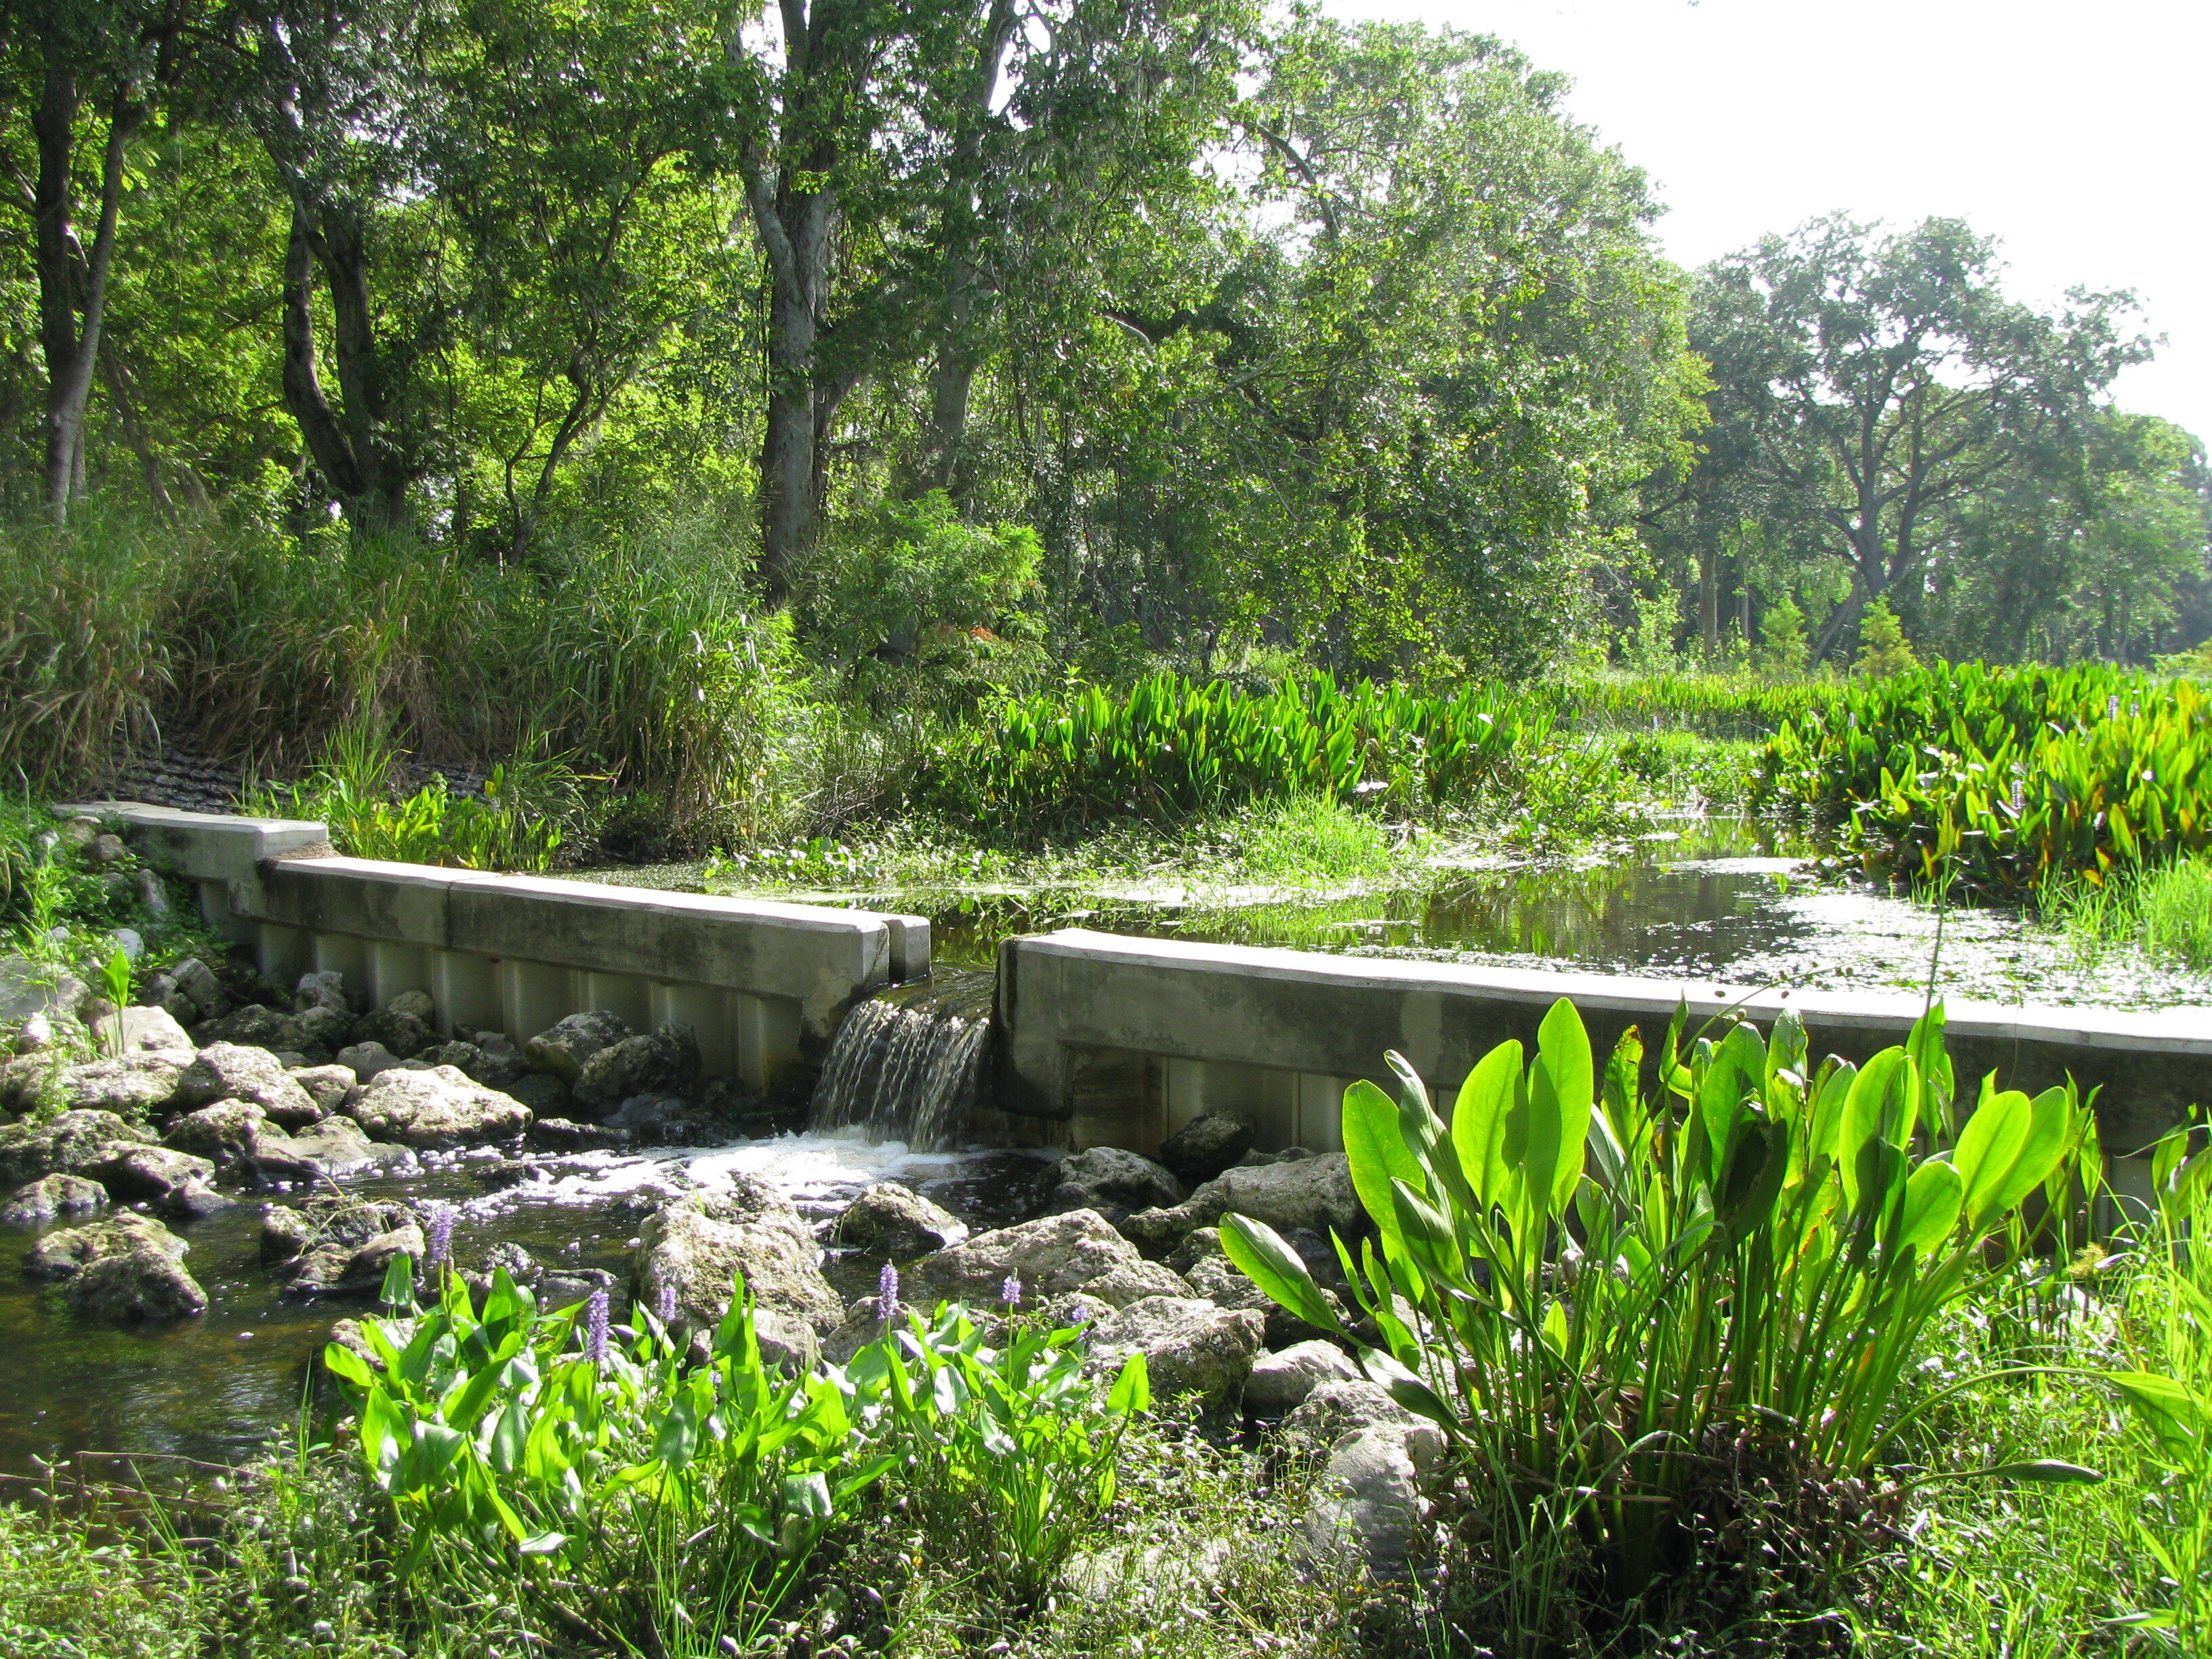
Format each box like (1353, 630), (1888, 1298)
(809, 970), (996, 1152)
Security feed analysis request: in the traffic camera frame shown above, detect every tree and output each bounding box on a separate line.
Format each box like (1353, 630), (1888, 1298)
(2, 0), (204, 520)
(1690, 217), (2152, 663)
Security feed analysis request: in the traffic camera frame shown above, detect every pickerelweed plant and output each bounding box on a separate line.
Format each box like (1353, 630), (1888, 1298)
(324, 1258), (894, 1652)
(322, 1258), (1151, 1652)
(1223, 997), (2102, 1631)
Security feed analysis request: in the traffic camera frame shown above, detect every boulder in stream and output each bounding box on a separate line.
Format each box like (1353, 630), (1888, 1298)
(523, 1010), (632, 1084)
(632, 1176), (842, 1338)
(575, 1023), (701, 1112)
(170, 1043), (321, 1126)
(287, 1064), (355, 1116)
(1243, 1339), (1361, 1418)
(832, 1182), (966, 1260)
(24, 1212), (207, 1322)
(1121, 1151), (1361, 1258)
(5, 1052), (194, 1122)
(163, 1099), (268, 1169)
(1, 1172), (110, 1225)
(253, 1115), (411, 1181)
(87, 1143), (224, 1217)
(340, 1065), (530, 1149)
(0, 1108), (156, 1187)
(900, 1209), (1191, 1311)
(350, 991), (436, 1061)
(1043, 1147), (1183, 1225)
(1156, 1110), (1256, 1185)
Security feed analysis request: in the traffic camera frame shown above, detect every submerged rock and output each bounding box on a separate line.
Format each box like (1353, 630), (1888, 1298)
(24, 1212), (207, 1322)
(341, 1065), (530, 1149)
(0, 1172), (110, 1225)
(1157, 1109), (1256, 1185)
(832, 1182), (966, 1261)
(632, 1177), (842, 1338)
(0, 1109), (156, 1187)
(252, 1116), (409, 1181)
(900, 1209), (1191, 1312)
(264, 1195), (426, 1294)
(1044, 1147), (1183, 1225)
(1083, 1294), (1265, 1420)
(87, 1144), (221, 1216)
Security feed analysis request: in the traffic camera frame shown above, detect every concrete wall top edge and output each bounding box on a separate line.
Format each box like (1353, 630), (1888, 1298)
(61, 800), (331, 882)
(1017, 928), (2212, 1054)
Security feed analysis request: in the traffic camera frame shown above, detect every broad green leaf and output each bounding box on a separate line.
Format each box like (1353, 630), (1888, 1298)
(379, 1251), (416, 1311)
(1982, 1086), (2074, 1218)
(1221, 1213), (1346, 1335)
(1954, 1088), (2030, 1229)
(1533, 998), (1594, 1213)
(321, 1342), (375, 1390)
(1107, 1350), (1151, 1414)
(1839, 1050), (1910, 1210)
(1450, 1040), (1521, 1206)
(1343, 1077), (1425, 1244)
(1898, 1160), (1963, 1255)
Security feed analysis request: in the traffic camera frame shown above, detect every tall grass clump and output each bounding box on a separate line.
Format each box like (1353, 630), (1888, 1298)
(0, 510), (183, 790)
(1223, 998), (2102, 1649)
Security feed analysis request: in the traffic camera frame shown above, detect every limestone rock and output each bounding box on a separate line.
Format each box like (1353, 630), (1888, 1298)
(88, 1143), (218, 1210)
(523, 1010), (632, 1084)
(0, 1109), (156, 1187)
(171, 1043), (320, 1126)
(341, 1065), (530, 1149)
(1122, 1152), (1361, 1258)
(632, 1177), (842, 1338)
(525, 1116), (630, 1153)
(0, 1172), (109, 1225)
(39, 1052), (194, 1120)
(1182, 1252), (1350, 1350)
(1244, 1339), (1361, 1418)
(293, 971), (355, 1017)
(1044, 1147), (1183, 1225)
(901, 1209), (1191, 1313)
(287, 1064), (355, 1116)
(462, 1031), (527, 1088)
(1299, 1425), (1436, 1578)
(601, 1093), (706, 1140)
(169, 958), (228, 1022)
(251, 1115), (404, 1181)
(333, 1041), (401, 1082)
(0, 955), (89, 1025)
(193, 1004), (290, 1050)
(1281, 1378), (1433, 1450)
(284, 1223), (427, 1296)
(506, 1071), (573, 1118)
(102, 1004), (194, 1053)
(1157, 1110), (1256, 1185)
(163, 1100), (268, 1169)
(349, 993), (435, 1060)
(574, 1023), (701, 1113)
(1083, 1294), (1265, 1420)
(832, 1182), (966, 1260)
(24, 1212), (207, 1322)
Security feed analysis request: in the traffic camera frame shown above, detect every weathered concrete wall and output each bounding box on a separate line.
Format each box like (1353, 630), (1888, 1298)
(74, 802), (926, 1094)
(997, 929), (2212, 1161)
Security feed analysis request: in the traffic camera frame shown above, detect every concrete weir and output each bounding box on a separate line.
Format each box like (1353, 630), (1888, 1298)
(994, 929), (2212, 1164)
(75, 803), (927, 1094)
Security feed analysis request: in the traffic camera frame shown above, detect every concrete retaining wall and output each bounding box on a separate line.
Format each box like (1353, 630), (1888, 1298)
(996, 929), (2211, 1162)
(77, 802), (926, 1094)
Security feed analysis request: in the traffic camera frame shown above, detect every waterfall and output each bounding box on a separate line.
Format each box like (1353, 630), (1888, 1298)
(809, 970), (995, 1152)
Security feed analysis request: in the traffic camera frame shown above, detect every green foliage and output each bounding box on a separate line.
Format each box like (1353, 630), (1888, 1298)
(1757, 593), (1811, 676)
(1856, 596), (1919, 678)
(803, 492), (1046, 712)
(1222, 997), (2097, 1633)
(937, 672), (1612, 834)
(843, 1301), (1150, 1610)
(1761, 660), (2212, 893)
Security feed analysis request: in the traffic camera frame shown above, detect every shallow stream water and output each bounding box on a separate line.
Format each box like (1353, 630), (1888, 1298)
(0, 1136), (1048, 1477)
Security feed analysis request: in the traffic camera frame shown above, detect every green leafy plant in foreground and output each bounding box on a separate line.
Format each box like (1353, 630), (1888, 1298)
(1223, 997), (2100, 1631)
(846, 1300), (1150, 1610)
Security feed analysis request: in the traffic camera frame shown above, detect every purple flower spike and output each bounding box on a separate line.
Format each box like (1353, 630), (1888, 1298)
(425, 1204), (455, 1273)
(585, 1289), (611, 1365)
(877, 1261), (899, 1328)
(1001, 1274), (1022, 1309)
(655, 1281), (678, 1327)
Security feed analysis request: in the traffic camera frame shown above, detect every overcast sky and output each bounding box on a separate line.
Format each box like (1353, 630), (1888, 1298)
(1325, 0), (2210, 445)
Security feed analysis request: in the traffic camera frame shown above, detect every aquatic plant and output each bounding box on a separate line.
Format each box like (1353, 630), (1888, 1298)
(1223, 997), (2100, 1633)
(1761, 661), (2211, 893)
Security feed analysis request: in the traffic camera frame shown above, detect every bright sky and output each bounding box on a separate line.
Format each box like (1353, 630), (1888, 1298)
(1326, 0), (2211, 445)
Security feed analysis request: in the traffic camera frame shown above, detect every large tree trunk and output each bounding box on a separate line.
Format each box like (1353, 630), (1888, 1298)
(279, 199), (412, 537)
(32, 65), (139, 525)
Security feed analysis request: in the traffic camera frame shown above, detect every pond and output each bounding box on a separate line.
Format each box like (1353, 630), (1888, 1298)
(600, 819), (2212, 1011)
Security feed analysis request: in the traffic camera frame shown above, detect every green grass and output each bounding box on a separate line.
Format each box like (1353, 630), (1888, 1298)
(2040, 855), (2212, 972)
